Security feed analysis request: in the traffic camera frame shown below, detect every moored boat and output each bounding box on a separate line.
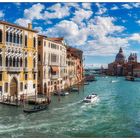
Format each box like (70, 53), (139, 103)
(125, 76), (135, 81)
(23, 104), (48, 113)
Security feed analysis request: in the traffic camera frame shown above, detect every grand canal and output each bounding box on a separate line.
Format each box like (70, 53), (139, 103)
(1, 76), (140, 137)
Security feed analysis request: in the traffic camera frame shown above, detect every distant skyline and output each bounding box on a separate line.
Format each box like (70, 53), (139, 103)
(0, 2), (140, 68)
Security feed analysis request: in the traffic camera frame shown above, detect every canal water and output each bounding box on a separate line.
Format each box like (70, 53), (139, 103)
(1, 76), (140, 138)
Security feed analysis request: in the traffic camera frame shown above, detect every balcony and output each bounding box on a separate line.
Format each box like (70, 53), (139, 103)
(32, 67), (38, 73)
(24, 67), (28, 72)
(51, 74), (59, 80)
(0, 66), (4, 71)
(49, 62), (59, 66)
(7, 67), (22, 72)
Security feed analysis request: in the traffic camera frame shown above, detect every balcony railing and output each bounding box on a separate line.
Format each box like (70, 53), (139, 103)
(6, 42), (23, 48)
(0, 66), (4, 71)
(7, 67), (22, 72)
(32, 67), (38, 72)
(51, 75), (59, 80)
(24, 67), (28, 72)
(48, 62), (59, 66)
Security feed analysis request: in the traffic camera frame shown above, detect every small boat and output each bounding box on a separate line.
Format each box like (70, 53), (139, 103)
(125, 76), (135, 81)
(71, 87), (79, 92)
(84, 82), (89, 85)
(83, 93), (98, 103)
(23, 104), (48, 113)
(54, 91), (69, 96)
(60, 91), (69, 96)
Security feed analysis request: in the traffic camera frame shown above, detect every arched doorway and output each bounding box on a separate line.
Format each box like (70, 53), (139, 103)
(10, 77), (18, 97)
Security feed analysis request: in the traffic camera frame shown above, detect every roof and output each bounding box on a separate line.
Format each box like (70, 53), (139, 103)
(67, 46), (83, 53)
(0, 20), (38, 33)
(47, 37), (64, 44)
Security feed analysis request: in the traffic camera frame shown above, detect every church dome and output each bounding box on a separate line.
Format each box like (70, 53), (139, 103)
(115, 47), (125, 62)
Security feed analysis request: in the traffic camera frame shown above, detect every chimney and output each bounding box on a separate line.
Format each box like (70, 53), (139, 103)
(28, 23), (32, 29)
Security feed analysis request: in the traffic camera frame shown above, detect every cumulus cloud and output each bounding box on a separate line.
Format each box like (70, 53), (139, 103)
(122, 4), (133, 9)
(129, 33), (140, 42)
(95, 3), (107, 15)
(43, 3), (70, 19)
(82, 3), (92, 10)
(16, 3), (45, 26)
(136, 20), (140, 25)
(71, 8), (93, 27)
(111, 5), (119, 10)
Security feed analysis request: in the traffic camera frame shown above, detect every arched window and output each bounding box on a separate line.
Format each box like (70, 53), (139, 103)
(20, 58), (22, 67)
(10, 32), (12, 42)
(33, 37), (36, 48)
(25, 57), (27, 67)
(9, 57), (12, 67)
(13, 57), (16, 67)
(33, 58), (36, 67)
(44, 83), (47, 94)
(0, 54), (2, 66)
(6, 56), (8, 67)
(13, 33), (16, 43)
(20, 34), (22, 44)
(25, 35), (27, 46)
(6, 31), (8, 42)
(17, 34), (19, 44)
(17, 57), (19, 67)
(0, 30), (2, 43)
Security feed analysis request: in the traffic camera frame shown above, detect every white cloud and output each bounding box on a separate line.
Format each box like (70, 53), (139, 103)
(129, 33), (140, 42)
(15, 3), (45, 26)
(95, 3), (107, 15)
(0, 11), (4, 18)
(122, 4), (133, 9)
(111, 5), (119, 10)
(136, 20), (140, 25)
(71, 8), (93, 27)
(82, 3), (92, 10)
(15, 18), (31, 27)
(43, 3), (70, 19)
(24, 3), (44, 20)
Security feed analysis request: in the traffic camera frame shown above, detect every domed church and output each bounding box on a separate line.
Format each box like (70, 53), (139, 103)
(108, 47), (140, 76)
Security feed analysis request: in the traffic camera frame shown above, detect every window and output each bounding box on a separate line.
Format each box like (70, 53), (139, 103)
(25, 57), (27, 67)
(33, 37), (36, 48)
(17, 34), (19, 44)
(44, 41), (46, 46)
(49, 42), (50, 47)
(33, 58), (36, 67)
(0, 54), (2, 66)
(38, 54), (41, 61)
(0, 86), (2, 94)
(6, 56), (8, 67)
(51, 54), (57, 62)
(6, 31), (8, 42)
(13, 33), (16, 43)
(38, 71), (40, 78)
(33, 84), (36, 88)
(38, 41), (41, 46)
(20, 34), (22, 44)
(33, 73), (36, 80)
(25, 74), (28, 80)
(0, 73), (2, 81)
(25, 35), (27, 46)
(5, 83), (8, 92)
(25, 84), (27, 89)
(0, 30), (2, 43)
(20, 82), (23, 91)
(10, 32), (12, 42)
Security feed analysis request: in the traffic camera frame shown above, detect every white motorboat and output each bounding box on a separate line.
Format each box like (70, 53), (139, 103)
(60, 91), (69, 96)
(83, 93), (98, 103)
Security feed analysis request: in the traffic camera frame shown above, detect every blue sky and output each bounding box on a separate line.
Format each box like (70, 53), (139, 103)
(0, 2), (140, 68)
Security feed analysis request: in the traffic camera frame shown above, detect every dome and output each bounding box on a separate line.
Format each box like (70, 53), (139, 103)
(115, 48), (125, 62)
(128, 53), (137, 62)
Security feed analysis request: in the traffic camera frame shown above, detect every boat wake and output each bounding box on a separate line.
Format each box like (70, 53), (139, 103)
(111, 80), (118, 83)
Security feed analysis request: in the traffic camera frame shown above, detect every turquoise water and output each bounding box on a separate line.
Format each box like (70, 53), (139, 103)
(1, 76), (140, 137)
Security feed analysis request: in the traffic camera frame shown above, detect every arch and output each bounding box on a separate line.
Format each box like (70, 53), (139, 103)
(10, 32), (12, 42)
(17, 57), (19, 67)
(10, 77), (18, 96)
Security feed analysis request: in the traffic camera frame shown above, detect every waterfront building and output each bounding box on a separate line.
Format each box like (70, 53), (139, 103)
(66, 47), (83, 87)
(38, 35), (67, 95)
(108, 47), (140, 76)
(0, 21), (38, 101)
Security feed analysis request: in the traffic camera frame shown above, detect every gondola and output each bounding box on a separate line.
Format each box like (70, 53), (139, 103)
(23, 104), (48, 113)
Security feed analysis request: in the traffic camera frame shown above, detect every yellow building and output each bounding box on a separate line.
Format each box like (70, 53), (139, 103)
(38, 35), (67, 95)
(0, 21), (38, 101)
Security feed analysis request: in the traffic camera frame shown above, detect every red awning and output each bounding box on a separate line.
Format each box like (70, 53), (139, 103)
(51, 66), (59, 72)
